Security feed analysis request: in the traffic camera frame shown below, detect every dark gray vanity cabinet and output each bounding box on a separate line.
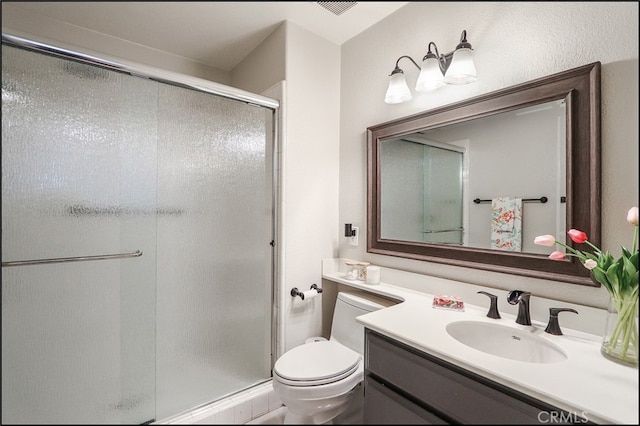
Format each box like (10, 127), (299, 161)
(363, 329), (592, 424)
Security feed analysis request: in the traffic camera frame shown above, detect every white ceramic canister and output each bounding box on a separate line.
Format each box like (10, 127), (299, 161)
(366, 265), (381, 284)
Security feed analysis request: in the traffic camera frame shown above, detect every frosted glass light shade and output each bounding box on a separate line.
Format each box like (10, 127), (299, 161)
(444, 48), (477, 84)
(385, 72), (412, 104)
(415, 57), (445, 93)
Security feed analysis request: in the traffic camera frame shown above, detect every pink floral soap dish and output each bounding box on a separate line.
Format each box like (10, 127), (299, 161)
(432, 294), (465, 311)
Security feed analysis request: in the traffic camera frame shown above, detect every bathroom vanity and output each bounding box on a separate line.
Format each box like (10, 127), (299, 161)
(364, 329), (590, 424)
(321, 259), (639, 424)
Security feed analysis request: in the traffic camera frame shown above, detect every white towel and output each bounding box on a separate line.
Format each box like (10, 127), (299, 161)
(490, 197), (523, 251)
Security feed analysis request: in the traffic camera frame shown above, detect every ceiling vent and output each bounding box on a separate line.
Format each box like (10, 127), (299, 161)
(317, 2), (357, 16)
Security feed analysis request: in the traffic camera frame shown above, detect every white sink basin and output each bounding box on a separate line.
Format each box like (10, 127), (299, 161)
(446, 321), (567, 364)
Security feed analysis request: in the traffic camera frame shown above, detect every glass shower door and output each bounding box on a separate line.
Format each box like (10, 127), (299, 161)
(422, 145), (464, 245)
(154, 84), (273, 419)
(2, 41), (275, 424)
(2, 46), (158, 424)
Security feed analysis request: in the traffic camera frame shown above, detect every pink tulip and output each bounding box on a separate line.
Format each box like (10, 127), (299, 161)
(534, 235), (556, 247)
(567, 229), (588, 244)
(549, 251), (565, 260)
(583, 259), (597, 270)
(628, 207), (639, 226)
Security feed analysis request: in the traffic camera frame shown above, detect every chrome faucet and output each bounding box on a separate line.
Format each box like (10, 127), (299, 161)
(507, 290), (532, 326)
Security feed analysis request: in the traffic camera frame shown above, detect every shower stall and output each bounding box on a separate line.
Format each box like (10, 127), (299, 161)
(1, 35), (277, 424)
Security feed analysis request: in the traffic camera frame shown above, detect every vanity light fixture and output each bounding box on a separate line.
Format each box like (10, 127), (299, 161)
(384, 30), (477, 104)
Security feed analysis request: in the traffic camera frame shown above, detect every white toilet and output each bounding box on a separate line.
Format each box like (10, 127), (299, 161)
(273, 291), (396, 424)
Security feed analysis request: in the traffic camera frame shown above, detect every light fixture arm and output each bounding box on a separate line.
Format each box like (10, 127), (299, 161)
(424, 30), (474, 74)
(424, 41), (448, 74)
(389, 55), (421, 75)
(456, 29), (472, 50)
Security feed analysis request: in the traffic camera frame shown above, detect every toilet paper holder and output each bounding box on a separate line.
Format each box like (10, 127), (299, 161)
(291, 284), (323, 300)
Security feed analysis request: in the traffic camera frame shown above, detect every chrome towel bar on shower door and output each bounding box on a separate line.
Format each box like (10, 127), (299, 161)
(1, 250), (143, 267)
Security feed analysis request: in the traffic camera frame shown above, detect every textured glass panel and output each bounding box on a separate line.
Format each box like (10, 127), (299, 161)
(155, 85), (273, 418)
(2, 42), (274, 424)
(422, 146), (463, 245)
(2, 45), (157, 424)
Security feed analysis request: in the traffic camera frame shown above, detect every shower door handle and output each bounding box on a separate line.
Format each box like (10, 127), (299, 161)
(1, 250), (143, 267)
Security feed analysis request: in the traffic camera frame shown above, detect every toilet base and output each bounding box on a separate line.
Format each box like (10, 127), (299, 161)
(332, 383), (363, 424)
(281, 383), (361, 425)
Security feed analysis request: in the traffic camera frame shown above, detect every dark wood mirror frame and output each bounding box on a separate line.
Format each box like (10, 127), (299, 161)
(367, 62), (601, 286)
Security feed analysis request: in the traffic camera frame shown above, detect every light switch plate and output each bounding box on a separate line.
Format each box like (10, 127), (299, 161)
(349, 226), (359, 246)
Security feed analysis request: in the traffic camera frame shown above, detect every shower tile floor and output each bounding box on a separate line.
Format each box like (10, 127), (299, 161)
(245, 407), (287, 424)
(188, 405), (286, 424)
(162, 381), (362, 424)
(160, 381), (284, 424)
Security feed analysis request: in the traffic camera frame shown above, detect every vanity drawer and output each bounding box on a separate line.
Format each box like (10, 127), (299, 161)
(365, 329), (586, 424)
(364, 376), (447, 424)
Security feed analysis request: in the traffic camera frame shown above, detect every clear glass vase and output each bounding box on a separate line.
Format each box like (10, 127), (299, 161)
(600, 295), (639, 367)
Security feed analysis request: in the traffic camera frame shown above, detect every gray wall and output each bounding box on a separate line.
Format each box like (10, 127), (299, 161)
(339, 2), (639, 308)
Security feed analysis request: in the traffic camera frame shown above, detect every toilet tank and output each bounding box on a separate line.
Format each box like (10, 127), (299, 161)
(330, 291), (397, 354)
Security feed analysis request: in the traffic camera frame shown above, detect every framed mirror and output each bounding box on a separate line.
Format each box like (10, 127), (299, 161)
(367, 62), (601, 286)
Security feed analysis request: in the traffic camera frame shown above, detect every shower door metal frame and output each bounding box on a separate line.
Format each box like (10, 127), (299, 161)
(2, 30), (281, 416)
(2, 33), (279, 109)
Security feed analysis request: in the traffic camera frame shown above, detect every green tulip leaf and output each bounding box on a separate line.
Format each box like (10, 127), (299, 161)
(621, 246), (631, 259)
(605, 263), (622, 294)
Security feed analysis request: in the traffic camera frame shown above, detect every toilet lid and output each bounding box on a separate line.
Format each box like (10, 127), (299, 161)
(274, 341), (361, 386)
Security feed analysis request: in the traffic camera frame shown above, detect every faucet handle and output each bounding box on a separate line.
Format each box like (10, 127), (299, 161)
(477, 291), (501, 319)
(544, 308), (579, 335)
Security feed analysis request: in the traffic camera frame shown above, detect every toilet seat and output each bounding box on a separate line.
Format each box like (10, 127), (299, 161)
(273, 341), (361, 386)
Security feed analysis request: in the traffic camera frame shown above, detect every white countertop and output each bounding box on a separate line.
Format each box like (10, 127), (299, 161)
(322, 262), (639, 425)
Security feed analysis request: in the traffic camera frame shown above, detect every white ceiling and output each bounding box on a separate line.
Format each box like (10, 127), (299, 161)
(8, 1), (408, 72)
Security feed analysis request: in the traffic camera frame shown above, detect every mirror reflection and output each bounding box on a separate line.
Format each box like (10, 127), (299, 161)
(368, 61), (601, 286)
(380, 99), (566, 254)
